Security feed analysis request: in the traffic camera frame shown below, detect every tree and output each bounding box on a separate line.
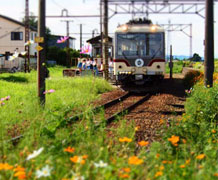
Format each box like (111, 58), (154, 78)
(190, 53), (202, 62)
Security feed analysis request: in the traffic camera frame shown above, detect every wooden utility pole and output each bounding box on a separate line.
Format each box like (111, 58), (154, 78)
(100, 1), (103, 59)
(204, 0), (214, 87)
(103, 0), (109, 80)
(25, 0), (30, 73)
(37, 0), (46, 104)
(61, 20), (73, 68)
(80, 24), (83, 50)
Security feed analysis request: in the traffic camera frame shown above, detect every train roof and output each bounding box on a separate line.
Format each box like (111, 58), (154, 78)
(115, 24), (164, 33)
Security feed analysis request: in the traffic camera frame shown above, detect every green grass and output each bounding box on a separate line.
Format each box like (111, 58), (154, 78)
(1, 66), (218, 179)
(165, 61), (184, 74)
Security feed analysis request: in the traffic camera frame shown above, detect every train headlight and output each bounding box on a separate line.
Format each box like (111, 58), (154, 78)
(151, 25), (157, 32)
(131, 68), (136, 73)
(143, 67), (147, 72)
(121, 25), (128, 32)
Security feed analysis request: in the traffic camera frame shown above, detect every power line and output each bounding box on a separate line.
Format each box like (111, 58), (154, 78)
(51, 0), (65, 9)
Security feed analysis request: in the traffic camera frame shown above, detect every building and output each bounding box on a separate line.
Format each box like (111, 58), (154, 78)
(86, 33), (113, 58)
(47, 35), (76, 49)
(0, 14), (37, 56)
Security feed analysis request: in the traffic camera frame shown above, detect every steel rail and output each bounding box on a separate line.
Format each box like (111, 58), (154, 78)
(67, 92), (131, 123)
(106, 93), (151, 124)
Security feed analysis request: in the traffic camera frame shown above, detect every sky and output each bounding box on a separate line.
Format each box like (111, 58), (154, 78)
(0, 0), (218, 57)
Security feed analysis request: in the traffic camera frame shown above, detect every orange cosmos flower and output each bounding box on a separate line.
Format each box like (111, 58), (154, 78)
(14, 166), (25, 172)
(155, 171), (163, 177)
(196, 154), (205, 160)
(212, 129), (216, 133)
(119, 173), (130, 178)
(14, 171), (26, 179)
(128, 156), (143, 165)
(180, 164), (186, 168)
(168, 135), (180, 146)
(0, 163), (13, 170)
(70, 155), (87, 164)
(64, 147), (75, 153)
(119, 137), (132, 143)
(138, 141), (149, 147)
(135, 126), (140, 131)
(185, 159), (190, 165)
(156, 153), (160, 158)
(82, 155), (88, 159)
(182, 139), (187, 144)
(159, 166), (164, 171)
(214, 173), (218, 177)
(162, 160), (168, 164)
(159, 119), (164, 125)
(122, 168), (131, 173)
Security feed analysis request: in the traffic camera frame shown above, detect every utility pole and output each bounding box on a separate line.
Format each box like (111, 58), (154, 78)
(61, 20), (73, 68)
(80, 24), (83, 50)
(100, 1), (103, 59)
(204, 0), (214, 87)
(37, 0), (46, 104)
(103, 0), (109, 80)
(190, 24), (193, 58)
(25, 0), (30, 73)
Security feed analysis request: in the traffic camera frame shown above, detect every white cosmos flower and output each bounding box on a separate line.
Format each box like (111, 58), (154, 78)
(36, 165), (52, 178)
(74, 175), (85, 180)
(94, 160), (108, 168)
(26, 147), (44, 161)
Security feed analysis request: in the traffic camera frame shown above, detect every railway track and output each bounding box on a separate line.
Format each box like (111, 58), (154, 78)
(8, 91), (152, 144)
(67, 92), (151, 126)
(104, 93), (151, 124)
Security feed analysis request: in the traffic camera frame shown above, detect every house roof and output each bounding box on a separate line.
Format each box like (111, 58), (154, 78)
(87, 33), (112, 44)
(0, 14), (37, 32)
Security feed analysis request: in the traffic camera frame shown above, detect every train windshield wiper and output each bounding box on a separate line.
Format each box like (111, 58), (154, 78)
(151, 46), (161, 59)
(122, 51), (129, 60)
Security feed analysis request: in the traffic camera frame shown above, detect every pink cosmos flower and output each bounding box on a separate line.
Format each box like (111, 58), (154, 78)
(80, 44), (91, 54)
(0, 96), (10, 101)
(57, 36), (69, 44)
(5, 96), (10, 101)
(0, 102), (5, 106)
(48, 89), (55, 93)
(43, 89), (55, 94)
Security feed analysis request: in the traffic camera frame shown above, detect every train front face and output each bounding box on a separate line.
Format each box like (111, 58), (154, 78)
(114, 24), (165, 85)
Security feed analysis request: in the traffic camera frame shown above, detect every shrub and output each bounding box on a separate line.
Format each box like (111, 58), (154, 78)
(183, 70), (203, 89)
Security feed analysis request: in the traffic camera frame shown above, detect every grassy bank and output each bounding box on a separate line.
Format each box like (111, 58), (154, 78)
(1, 67), (218, 179)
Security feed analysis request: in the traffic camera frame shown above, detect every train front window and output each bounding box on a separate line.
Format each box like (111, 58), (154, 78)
(149, 33), (163, 57)
(117, 33), (163, 58)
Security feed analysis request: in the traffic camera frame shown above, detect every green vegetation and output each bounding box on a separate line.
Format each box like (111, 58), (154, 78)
(165, 60), (184, 74)
(192, 61), (218, 73)
(47, 47), (86, 66)
(1, 66), (218, 179)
